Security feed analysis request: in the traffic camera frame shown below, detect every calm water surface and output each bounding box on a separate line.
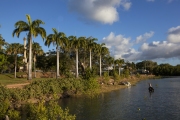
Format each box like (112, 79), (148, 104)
(59, 77), (180, 120)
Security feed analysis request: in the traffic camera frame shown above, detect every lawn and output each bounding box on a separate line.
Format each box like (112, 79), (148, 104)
(0, 72), (54, 85)
(0, 73), (28, 85)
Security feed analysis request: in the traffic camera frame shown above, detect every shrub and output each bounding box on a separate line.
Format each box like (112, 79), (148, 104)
(24, 100), (75, 120)
(83, 68), (96, 80)
(83, 78), (100, 97)
(103, 72), (110, 83)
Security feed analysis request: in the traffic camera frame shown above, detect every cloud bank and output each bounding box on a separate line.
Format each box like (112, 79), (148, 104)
(102, 26), (180, 63)
(68, 0), (132, 24)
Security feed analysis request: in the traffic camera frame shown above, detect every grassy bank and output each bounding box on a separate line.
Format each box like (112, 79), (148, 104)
(0, 73), (159, 119)
(99, 74), (158, 93)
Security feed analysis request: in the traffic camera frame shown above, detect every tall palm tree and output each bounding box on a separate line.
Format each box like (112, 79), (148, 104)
(6, 43), (23, 78)
(32, 42), (44, 78)
(95, 43), (109, 77)
(45, 28), (67, 79)
(114, 58), (124, 76)
(79, 37), (87, 72)
(12, 14), (46, 80)
(105, 56), (114, 76)
(86, 37), (97, 70)
(68, 36), (84, 78)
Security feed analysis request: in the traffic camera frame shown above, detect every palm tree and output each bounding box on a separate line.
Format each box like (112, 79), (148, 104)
(114, 58), (124, 76)
(45, 28), (67, 79)
(0, 34), (7, 51)
(12, 14), (46, 80)
(68, 36), (83, 78)
(105, 56), (114, 76)
(6, 43), (23, 78)
(86, 37), (97, 70)
(32, 42), (44, 78)
(95, 43), (109, 77)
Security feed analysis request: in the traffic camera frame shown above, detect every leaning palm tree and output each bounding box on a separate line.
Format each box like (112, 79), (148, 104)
(12, 14), (46, 80)
(114, 58), (124, 76)
(86, 37), (97, 70)
(45, 28), (67, 79)
(6, 43), (23, 78)
(95, 43), (109, 77)
(68, 36), (84, 78)
(32, 42), (44, 78)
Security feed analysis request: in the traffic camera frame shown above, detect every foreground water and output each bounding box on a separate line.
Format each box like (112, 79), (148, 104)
(59, 77), (180, 120)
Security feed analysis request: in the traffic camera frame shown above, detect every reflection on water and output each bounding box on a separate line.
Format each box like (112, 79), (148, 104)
(59, 77), (180, 120)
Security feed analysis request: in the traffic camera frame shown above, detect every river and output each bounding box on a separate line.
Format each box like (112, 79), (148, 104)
(59, 77), (180, 120)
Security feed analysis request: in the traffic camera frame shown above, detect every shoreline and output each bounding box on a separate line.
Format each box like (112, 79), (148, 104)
(99, 75), (157, 94)
(4, 75), (158, 102)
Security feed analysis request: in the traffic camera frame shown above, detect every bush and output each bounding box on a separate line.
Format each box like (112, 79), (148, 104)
(112, 70), (120, 81)
(83, 78), (100, 97)
(103, 72), (110, 83)
(83, 68), (96, 80)
(24, 100), (76, 120)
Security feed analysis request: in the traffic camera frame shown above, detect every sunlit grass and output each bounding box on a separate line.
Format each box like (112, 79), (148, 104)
(0, 72), (54, 85)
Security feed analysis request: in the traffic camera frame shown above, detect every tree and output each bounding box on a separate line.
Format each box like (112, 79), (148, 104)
(68, 36), (83, 78)
(0, 34), (7, 52)
(6, 43), (23, 78)
(0, 53), (8, 73)
(95, 43), (109, 77)
(45, 28), (67, 79)
(86, 37), (97, 70)
(105, 56), (114, 76)
(12, 14), (46, 80)
(32, 42), (44, 78)
(114, 58), (124, 76)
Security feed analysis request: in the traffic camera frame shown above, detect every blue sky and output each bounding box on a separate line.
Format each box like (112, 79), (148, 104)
(0, 0), (180, 65)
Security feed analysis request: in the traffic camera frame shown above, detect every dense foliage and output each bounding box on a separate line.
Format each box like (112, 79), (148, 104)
(0, 75), (103, 119)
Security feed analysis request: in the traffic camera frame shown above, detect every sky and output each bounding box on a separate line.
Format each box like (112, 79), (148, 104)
(0, 0), (180, 66)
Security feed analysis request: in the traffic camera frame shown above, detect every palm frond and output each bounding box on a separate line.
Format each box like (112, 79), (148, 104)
(52, 28), (58, 35)
(26, 14), (32, 25)
(14, 21), (28, 28)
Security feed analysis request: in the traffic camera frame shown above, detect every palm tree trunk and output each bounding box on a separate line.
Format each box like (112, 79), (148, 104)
(56, 46), (60, 79)
(14, 55), (17, 78)
(76, 49), (78, 78)
(100, 55), (102, 77)
(108, 67), (109, 76)
(90, 49), (92, 69)
(28, 34), (32, 80)
(34, 56), (36, 78)
(119, 67), (121, 76)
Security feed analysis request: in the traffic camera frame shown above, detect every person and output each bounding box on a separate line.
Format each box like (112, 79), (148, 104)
(148, 83), (154, 92)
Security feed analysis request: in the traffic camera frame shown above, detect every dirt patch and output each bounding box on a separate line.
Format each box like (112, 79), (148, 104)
(6, 83), (30, 89)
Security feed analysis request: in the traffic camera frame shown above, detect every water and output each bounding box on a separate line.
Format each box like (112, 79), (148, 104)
(59, 77), (180, 120)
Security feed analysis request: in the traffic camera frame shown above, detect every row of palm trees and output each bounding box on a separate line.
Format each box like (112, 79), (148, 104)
(6, 14), (125, 80)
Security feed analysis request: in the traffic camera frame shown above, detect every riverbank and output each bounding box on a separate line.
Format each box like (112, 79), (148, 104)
(99, 75), (157, 93)
(0, 74), (158, 119)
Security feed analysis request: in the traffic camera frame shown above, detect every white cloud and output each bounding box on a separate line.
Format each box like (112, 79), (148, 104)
(68, 0), (132, 24)
(135, 31), (154, 43)
(123, 40), (180, 62)
(102, 32), (132, 58)
(121, 1), (132, 10)
(147, 0), (176, 3)
(167, 26), (180, 43)
(103, 26), (180, 64)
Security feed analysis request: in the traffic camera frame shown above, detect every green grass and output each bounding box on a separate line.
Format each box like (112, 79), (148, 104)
(0, 73), (28, 85)
(0, 72), (54, 85)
